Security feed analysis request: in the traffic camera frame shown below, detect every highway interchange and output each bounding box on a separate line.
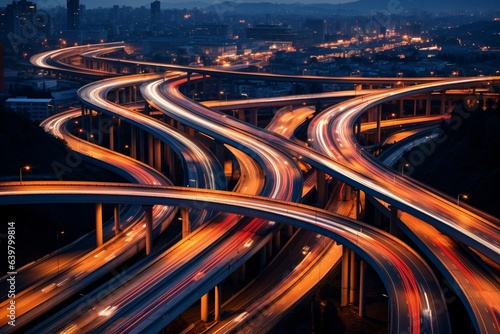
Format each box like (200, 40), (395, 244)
(0, 42), (499, 333)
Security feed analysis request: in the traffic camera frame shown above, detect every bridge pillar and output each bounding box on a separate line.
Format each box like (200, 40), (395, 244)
(181, 207), (190, 238)
(341, 245), (349, 306)
(273, 229), (281, 252)
(145, 205), (153, 255)
(148, 134), (154, 167)
(130, 125), (137, 159)
(343, 184), (352, 201)
(114, 205), (121, 235)
(248, 108), (258, 125)
(201, 292), (209, 322)
(154, 138), (162, 171)
(399, 99), (404, 116)
(214, 142), (225, 167)
(287, 225), (294, 238)
(389, 205), (399, 236)
(359, 260), (366, 318)
(440, 90), (446, 114)
(164, 144), (175, 181)
(214, 285), (221, 322)
(109, 120), (114, 151)
(376, 105), (382, 143)
(355, 118), (362, 140)
(138, 129), (145, 162)
(81, 105), (86, 136)
(115, 118), (121, 153)
(413, 98), (418, 116)
(259, 246), (267, 272)
(349, 249), (358, 304)
(316, 169), (327, 206)
(120, 88), (126, 104)
(267, 238), (273, 259)
(144, 101), (149, 115)
(425, 93), (431, 115)
(96, 203), (103, 247)
(355, 189), (363, 220)
(87, 108), (93, 138)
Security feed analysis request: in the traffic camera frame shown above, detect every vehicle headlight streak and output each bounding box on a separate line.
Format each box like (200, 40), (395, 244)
(309, 77), (500, 263)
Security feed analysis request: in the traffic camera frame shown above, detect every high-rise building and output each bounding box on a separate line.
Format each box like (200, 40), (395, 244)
(67, 0), (79, 30)
(151, 0), (160, 23)
(303, 19), (327, 43)
(4, 0), (37, 37)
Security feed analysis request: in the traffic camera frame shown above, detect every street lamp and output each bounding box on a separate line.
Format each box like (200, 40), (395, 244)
(457, 194), (468, 206)
(401, 163), (409, 176)
(19, 165), (30, 185)
(57, 231), (65, 274)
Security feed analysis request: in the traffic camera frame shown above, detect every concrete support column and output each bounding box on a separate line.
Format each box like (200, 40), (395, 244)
(343, 184), (352, 201)
(356, 189), (361, 220)
(130, 125), (137, 159)
(238, 262), (246, 281)
(440, 90), (446, 114)
(214, 285), (221, 322)
(109, 121), (114, 151)
(201, 293), (209, 322)
(376, 105), (382, 143)
(148, 134), (154, 167)
(87, 108), (93, 137)
(114, 205), (121, 235)
(249, 108), (258, 125)
(214, 142), (225, 166)
(259, 246), (267, 272)
(359, 260), (367, 318)
(144, 101), (149, 115)
(267, 239), (273, 259)
(165, 144), (175, 181)
(273, 230), (281, 251)
(316, 169), (326, 206)
(116, 118), (121, 153)
(341, 245), (349, 306)
(81, 105), (86, 135)
(349, 249), (358, 304)
(389, 205), (399, 237)
(413, 99), (417, 116)
(145, 206), (153, 255)
(138, 129), (145, 162)
(355, 119), (362, 140)
(425, 93), (431, 115)
(154, 138), (162, 171)
(399, 99), (404, 116)
(181, 207), (190, 238)
(96, 203), (103, 247)
(287, 225), (294, 238)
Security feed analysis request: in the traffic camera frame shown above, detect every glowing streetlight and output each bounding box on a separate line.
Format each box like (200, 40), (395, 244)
(19, 165), (30, 185)
(457, 194), (468, 206)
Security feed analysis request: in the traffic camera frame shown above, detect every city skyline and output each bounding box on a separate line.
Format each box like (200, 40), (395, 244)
(1, 0), (499, 10)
